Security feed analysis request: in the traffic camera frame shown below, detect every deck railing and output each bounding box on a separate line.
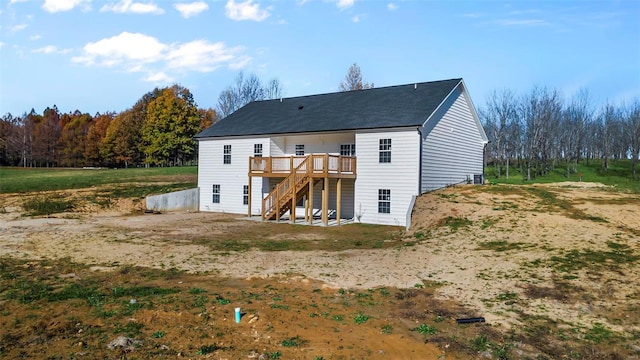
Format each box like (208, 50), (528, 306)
(250, 154), (356, 176)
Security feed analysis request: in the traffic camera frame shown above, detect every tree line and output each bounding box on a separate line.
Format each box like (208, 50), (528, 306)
(481, 87), (640, 180)
(0, 72), (283, 168)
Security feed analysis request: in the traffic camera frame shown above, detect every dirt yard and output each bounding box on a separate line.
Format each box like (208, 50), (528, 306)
(1, 182), (639, 359)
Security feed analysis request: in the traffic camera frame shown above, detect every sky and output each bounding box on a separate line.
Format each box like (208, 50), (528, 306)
(0, 0), (639, 117)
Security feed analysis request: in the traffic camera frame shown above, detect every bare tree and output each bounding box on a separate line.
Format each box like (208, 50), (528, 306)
(623, 100), (640, 178)
(264, 78), (284, 100)
(216, 72), (284, 119)
(481, 89), (518, 179)
(562, 89), (591, 176)
(338, 63), (373, 91)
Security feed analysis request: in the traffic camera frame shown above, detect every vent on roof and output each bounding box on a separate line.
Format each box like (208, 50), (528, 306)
(414, 83), (417, 90)
(298, 105), (304, 110)
(280, 98), (283, 103)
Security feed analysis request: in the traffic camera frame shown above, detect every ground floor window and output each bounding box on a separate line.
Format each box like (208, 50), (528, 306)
(212, 184), (220, 203)
(243, 185), (249, 205)
(378, 189), (390, 213)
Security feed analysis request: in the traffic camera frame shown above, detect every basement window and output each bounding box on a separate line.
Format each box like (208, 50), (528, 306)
(295, 144), (305, 156)
(243, 185), (249, 205)
(223, 145), (231, 164)
(379, 139), (391, 163)
(212, 184), (220, 204)
(378, 189), (391, 214)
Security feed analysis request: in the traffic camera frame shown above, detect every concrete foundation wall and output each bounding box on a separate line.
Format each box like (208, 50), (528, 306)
(146, 188), (199, 212)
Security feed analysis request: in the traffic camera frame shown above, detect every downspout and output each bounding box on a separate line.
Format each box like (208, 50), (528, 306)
(417, 127), (423, 194)
(483, 141), (490, 184)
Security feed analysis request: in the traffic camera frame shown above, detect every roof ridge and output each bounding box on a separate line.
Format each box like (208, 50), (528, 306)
(256, 78), (462, 103)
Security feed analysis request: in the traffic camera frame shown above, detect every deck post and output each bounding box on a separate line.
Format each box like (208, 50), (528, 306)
(304, 196), (308, 223)
(308, 180), (314, 224)
(291, 176), (296, 224)
(248, 175), (252, 217)
(322, 177), (329, 226)
(336, 178), (341, 225)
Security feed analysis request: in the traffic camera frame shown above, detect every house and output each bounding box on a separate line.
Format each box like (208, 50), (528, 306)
(195, 78), (488, 227)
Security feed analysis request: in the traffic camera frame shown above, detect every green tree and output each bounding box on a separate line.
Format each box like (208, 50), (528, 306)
(142, 85), (201, 166)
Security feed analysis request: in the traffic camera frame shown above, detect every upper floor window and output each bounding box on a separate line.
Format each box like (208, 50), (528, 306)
(223, 145), (231, 164)
(295, 144), (305, 156)
(340, 144), (356, 156)
(379, 139), (391, 163)
(254, 144), (263, 157)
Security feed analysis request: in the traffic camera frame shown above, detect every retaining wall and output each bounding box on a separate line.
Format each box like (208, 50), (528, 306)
(146, 188), (199, 212)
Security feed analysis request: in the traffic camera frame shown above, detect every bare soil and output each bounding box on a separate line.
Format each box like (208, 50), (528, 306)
(1, 182), (639, 359)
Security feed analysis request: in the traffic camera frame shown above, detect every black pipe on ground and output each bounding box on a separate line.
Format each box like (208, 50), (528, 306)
(456, 317), (486, 324)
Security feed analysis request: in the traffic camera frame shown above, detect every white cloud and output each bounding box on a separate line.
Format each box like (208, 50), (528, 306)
(144, 71), (174, 83)
(387, 3), (398, 11)
(9, 0), (29, 4)
(32, 45), (72, 54)
(167, 40), (244, 72)
(336, 0), (354, 10)
(174, 1), (208, 18)
(225, 0), (270, 22)
(10, 23), (28, 32)
(351, 15), (360, 23)
(72, 32), (252, 81)
(72, 32), (167, 66)
(42, 0), (90, 13)
(0, 42), (4, 48)
(30, 34), (42, 40)
(100, 0), (164, 15)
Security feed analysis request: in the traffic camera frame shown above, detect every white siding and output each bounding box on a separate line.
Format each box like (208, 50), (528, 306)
(283, 133), (355, 155)
(421, 90), (485, 192)
(354, 129), (420, 227)
(309, 178), (355, 219)
(198, 137), (269, 215)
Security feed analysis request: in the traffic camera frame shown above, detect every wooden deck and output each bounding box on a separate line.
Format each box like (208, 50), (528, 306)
(248, 154), (356, 179)
(247, 154), (356, 226)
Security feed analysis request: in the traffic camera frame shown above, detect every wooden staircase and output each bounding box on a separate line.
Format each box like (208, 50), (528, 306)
(262, 155), (313, 221)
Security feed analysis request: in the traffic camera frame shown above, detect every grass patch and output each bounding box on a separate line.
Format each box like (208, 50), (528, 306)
(548, 241), (639, 272)
(412, 323), (437, 335)
(485, 160), (640, 193)
(0, 166), (197, 194)
(22, 195), (76, 216)
(281, 335), (306, 347)
(476, 240), (533, 252)
(443, 216), (472, 232)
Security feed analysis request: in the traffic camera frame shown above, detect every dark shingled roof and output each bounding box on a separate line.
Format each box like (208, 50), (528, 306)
(196, 78), (462, 138)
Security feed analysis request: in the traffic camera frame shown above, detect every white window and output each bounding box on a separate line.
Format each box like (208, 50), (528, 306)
(223, 145), (231, 164)
(295, 144), (305, 156)
(254, 144), (262, 157)
(212, 184), (220, 203)
(340, 144), (356, 156)
(378, 189), (390, 213)
(379, 139), (391, 163)
(243, 185), (249, 205)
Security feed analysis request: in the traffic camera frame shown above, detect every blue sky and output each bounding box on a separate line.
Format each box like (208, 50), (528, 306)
(1, 0), (639, 116)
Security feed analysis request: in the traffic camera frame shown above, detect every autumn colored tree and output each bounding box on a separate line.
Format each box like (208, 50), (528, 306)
(198, 108), (217, 130)
(339, 63), (374, 91)
(60, 111), (93, 167)
(84, 112), (113, 166)
(142, 85), (201, 166)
